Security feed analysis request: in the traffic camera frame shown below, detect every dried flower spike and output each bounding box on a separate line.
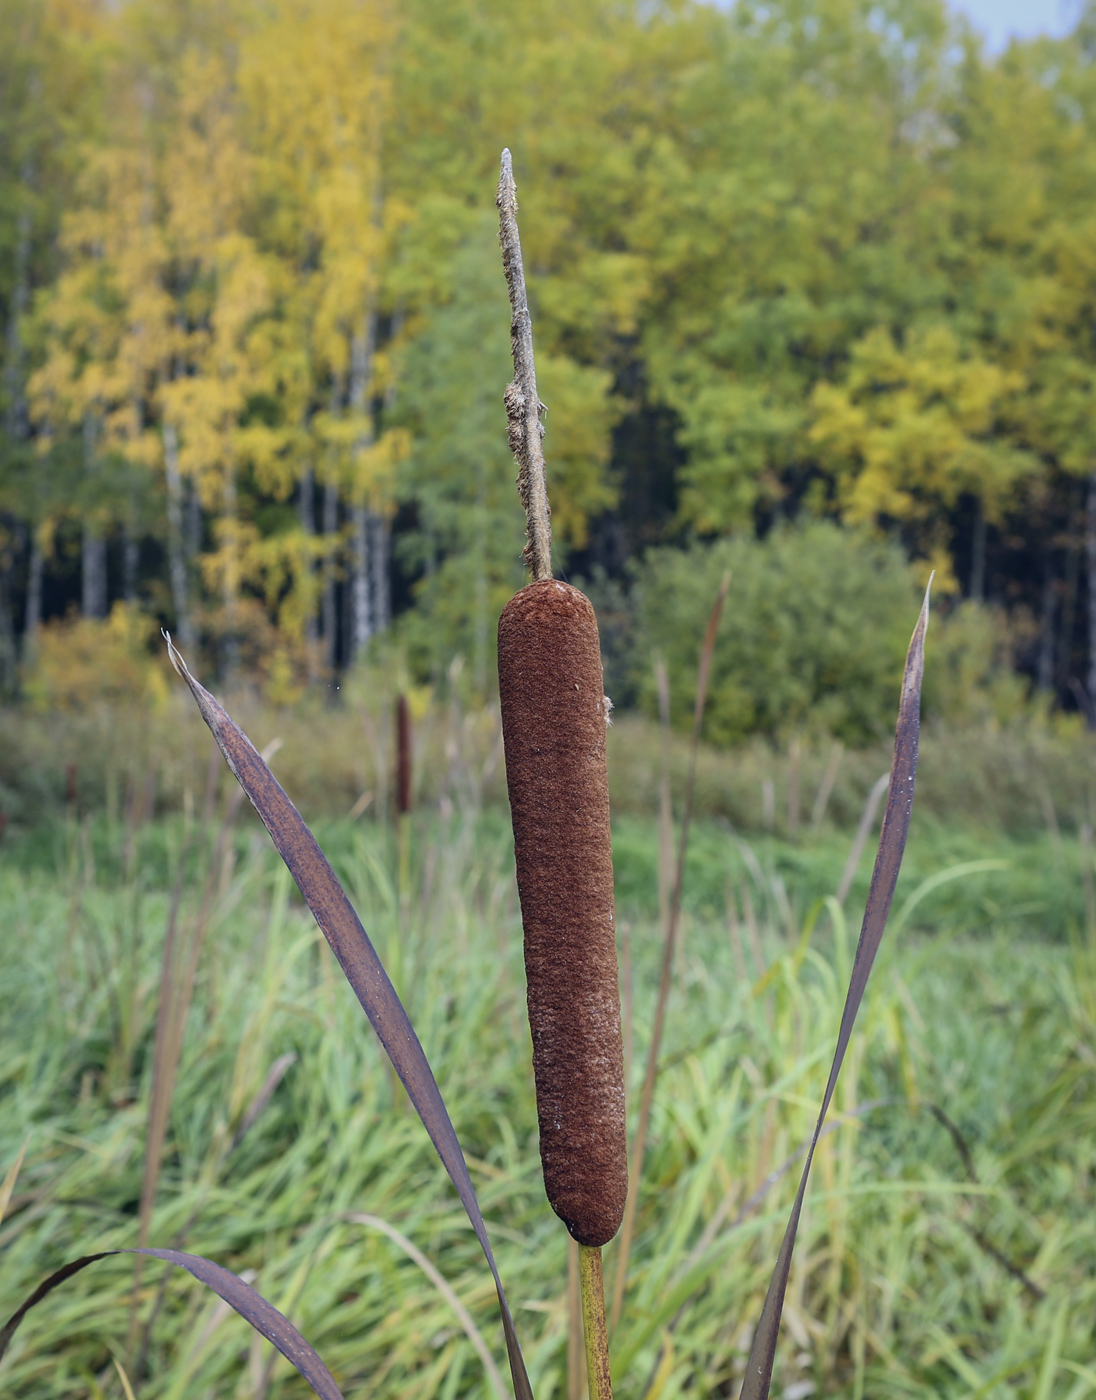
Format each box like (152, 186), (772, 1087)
(497, 578), (628, 1247)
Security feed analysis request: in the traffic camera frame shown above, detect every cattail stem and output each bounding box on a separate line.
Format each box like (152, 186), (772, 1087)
(497, 149), (552, 582)
(579, 1245), (613, 1400)
(567, 1238), (586, 1400)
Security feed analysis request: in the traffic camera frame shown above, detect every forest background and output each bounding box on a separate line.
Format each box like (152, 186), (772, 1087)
(6, 0), (1096, 746)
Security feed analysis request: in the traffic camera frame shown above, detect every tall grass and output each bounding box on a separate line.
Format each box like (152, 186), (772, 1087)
(2, 801), (1095, 1396)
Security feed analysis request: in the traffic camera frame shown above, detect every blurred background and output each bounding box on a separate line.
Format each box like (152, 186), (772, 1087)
(5, 2), (1096, 1397)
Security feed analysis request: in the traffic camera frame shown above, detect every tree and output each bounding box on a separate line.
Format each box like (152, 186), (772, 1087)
(809, 326), (1036, 591)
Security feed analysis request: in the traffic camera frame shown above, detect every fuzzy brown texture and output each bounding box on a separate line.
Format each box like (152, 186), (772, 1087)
(498, 579), (627, 1246)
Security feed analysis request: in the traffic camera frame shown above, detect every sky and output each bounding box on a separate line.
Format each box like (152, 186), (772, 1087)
(948, 0), (1081, 51)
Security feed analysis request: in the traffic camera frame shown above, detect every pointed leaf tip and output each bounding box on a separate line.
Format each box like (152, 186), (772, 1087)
(161, 627), (188, 682)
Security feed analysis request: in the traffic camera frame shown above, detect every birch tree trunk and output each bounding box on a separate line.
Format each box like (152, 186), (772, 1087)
(82, 416), (107, 619)
(24, 537), (42, 645)
(347, 310), (378, 665)
(350, 503), (373, 662)
(163, 422), (194, 649)
(82, 526), (108, 619)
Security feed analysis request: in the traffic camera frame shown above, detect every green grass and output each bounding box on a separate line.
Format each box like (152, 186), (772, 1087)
(612, 812), (1087, 943)
(1, 808), (1095, 1398)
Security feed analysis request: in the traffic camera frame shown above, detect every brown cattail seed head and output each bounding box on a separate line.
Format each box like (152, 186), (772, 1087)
(497, 579), (628, 1247)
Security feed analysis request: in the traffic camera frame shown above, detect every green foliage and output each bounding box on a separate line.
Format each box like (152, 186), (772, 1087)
(921, 600), (1034, 728)
(631, 523), (918, 744)
(391, 229), (527, 687)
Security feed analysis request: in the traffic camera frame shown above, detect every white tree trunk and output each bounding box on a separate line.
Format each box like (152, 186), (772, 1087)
(347, 310), (378, 664)
(82, 416), (107, 618)
(24, 536), (42, 644)
(299, 464), (318, 677)
(82, 527), (107, 619)
(350, 503), (372, 663)
(163, 422), (194, 649)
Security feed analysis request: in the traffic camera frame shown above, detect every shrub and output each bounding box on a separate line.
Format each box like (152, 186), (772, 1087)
(920, 599), (1032, 727)
(22, 603), (170, 713)
(630, 523), (917, 744)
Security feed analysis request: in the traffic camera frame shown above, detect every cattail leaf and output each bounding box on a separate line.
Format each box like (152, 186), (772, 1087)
(163, 634), (533, 1400)
(738, 581), (930, 1400)
(0, 1248), (343, 1399)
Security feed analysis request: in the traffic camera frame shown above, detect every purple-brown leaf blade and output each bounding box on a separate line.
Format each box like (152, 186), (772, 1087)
(163, 635), (532, 1400)
(0, 1248), (343, 1399)
(738, 581), (930, 1400)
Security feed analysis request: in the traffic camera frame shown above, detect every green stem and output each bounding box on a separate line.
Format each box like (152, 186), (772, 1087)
(579, 1244), (613, 1400)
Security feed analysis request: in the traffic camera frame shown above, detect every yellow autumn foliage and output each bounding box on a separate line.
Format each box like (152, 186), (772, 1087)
(23, 604), (171, 712)
(809, 327), (1037, 534)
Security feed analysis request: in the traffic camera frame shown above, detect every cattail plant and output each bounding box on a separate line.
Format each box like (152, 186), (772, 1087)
(495, 149), (626, 1400)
